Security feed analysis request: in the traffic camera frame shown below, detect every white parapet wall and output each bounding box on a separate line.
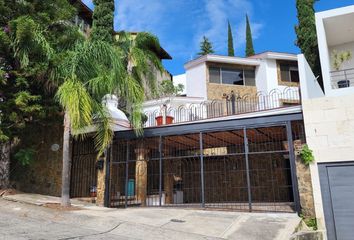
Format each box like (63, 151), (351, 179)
(298, 54), (324, 100)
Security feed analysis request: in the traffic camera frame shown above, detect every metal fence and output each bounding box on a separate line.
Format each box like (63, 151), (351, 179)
(144, 87), (300, 128)
(330, 68), (354, 89)
(109, 121), (305, 212)
(70, 138), (98, 198)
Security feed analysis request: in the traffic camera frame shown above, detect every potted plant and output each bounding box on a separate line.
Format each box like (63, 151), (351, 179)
(155, 80), (184, 126)
(332, 50), (352, 88)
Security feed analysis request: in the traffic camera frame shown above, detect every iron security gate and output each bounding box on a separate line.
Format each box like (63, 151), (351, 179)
(109, 122), (302, 212)
(70, 138), (98, 198)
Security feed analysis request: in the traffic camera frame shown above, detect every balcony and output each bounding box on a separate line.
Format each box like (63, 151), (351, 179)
(143, 87), (300, 128)
(330, 68), (354, 89)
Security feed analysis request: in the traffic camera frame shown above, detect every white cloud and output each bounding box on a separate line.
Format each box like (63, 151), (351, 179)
(79, 0), (264, 68)
(194, 0), (263, 56)
(114, 0), (166, 32)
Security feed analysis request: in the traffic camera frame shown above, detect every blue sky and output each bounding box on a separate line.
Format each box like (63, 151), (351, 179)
(82, 0), (354, 75)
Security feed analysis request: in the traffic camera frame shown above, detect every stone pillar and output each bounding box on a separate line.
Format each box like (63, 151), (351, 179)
(295, 143), (316, 217)
(96, 157), (106, 206)
(135, 148), (149, 206)
(164, 159), (174, 204)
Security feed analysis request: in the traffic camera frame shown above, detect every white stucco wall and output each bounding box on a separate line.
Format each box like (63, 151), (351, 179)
(263, 59), (279, 92)
(302, 93), (354, 231)
(255, 59), (269, 93)
(185, 63), (207, 99)
(328, 41), (354, 71)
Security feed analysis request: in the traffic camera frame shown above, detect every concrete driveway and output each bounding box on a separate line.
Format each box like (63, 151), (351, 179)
(0, 198), (300, 240)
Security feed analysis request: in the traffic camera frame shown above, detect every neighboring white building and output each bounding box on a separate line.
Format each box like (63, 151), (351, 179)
(316, 5), (354, 97)
(299, 5), (354, 240)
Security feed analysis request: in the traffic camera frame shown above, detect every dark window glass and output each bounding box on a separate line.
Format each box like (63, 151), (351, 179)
(279, 62), (299, 83)
(221, 68), (244, 85)
(209, 67), (220, 83)
(280, 65), (291, 82)
(290, 68), (299, 82)
(244, 68), (256, 86)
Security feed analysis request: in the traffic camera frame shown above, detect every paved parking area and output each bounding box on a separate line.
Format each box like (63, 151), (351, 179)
(0, 198), (300, 240)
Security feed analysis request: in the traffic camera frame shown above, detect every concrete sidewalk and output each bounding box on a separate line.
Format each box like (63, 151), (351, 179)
(1, 194), (301, 240)
(2, 193), (97, 208)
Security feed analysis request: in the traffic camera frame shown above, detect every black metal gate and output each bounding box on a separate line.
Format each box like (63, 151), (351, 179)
(70, 138), (97, 198)
(109, 121), (303, 212)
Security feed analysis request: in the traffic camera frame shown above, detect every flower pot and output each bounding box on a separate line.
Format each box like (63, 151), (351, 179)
(155, 115), (174, 126)
(337, 80), (350, 88)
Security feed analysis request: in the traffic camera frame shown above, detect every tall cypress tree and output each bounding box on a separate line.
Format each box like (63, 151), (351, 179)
(227, 20), (235, 56)
(245, 14), (255, 57)
(295, 0), (322, 85)
(198, 36), (214, 56)
(91, 0), (114, 43)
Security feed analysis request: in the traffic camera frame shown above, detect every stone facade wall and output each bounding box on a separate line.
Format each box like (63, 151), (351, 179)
(96, 159), (106, 206)
(207, 83), (258, 100)
(295, 153), (316, 217)
(205, 62), (258, 101)
(11, 124), (63, 196)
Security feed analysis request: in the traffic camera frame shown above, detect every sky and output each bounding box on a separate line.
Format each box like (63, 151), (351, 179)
(82, 0), (354, 75)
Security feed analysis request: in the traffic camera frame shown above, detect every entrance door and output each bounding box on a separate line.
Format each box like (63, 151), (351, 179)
(319, 162), (354, 240)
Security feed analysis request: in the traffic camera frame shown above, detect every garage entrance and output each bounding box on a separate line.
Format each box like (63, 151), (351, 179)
(319, 162), (354, 240)
(109, 121), (303, 212)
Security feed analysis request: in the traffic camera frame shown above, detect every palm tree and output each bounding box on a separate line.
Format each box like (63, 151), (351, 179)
(115, 31), (164, 99)
(56, 32), (167, 207)
(55, 39), (145, 207)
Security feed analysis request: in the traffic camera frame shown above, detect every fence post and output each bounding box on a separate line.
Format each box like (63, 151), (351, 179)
(103, 145), (112, 207)
(199, 132), (205, 208)
(286, 121), (301, 213)
(243, 127), (252, 212)
(125, 141), (129, 208)
(159, 135), (163, 207)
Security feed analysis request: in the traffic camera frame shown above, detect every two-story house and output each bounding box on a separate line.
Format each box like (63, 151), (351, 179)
(69, 50), (311, 218)
(143, 52), (300, 127)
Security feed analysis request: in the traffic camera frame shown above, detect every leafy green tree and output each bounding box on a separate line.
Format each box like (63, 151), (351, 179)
(295, 0), (322, 87)
(0, 0), (78, 188)
(158, 80), (184, 97)
(91, 0), (114, 43)
(245, 14), (255, 57)
(198, 36), (214, 56)
(227, 20), (235, 56)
